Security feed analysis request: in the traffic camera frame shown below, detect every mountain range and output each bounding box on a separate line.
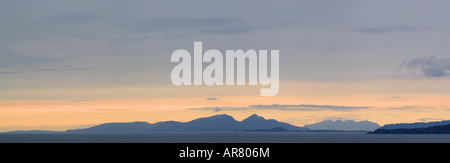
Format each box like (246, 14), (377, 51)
(3, 114), (384, 133)
(4, 114), (449, 134)
(67, 114), (309, 133)
(378, 120), (450, 129)
(370, 124), (450, 134)
(369, 120), (450, 134)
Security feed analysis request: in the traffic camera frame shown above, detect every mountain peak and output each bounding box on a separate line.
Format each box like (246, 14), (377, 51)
(243, 114), (265, 122)
(189, 114), (237, 123)
(205, 114), (236, 121)
(214, 114), (234, 118)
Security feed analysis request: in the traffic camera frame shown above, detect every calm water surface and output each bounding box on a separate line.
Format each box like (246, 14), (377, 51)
(1, 132), (450, 143)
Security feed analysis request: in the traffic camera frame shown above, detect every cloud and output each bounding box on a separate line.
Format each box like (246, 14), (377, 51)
(341, 26), (430, 34)
(389, 106), (434, 110)
(189, 107), (248, 112)
(389, 106), (419, 110)
(206, 98), (218, 101)
(188, 104), (370, 112)
(401, 55), (450, 77)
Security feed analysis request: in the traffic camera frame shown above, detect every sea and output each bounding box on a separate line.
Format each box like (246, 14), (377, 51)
(1, 132), (450, 143)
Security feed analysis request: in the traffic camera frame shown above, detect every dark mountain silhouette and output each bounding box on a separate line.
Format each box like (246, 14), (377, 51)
(240, 114), (304, 131)
(244, 127), (289, 132)
(184, 114), (242, 132)
(378, 120), (450, 130)
(68, 121), (152, 133)
(304, 119), (380, 131)
(148, 121), (184, 132)
(369, 124), (450, 134)
(147, 114), (242, 132)
(67, 114), (309, 133)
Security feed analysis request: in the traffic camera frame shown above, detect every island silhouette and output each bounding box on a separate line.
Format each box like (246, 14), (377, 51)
(67, 114), (309, 133)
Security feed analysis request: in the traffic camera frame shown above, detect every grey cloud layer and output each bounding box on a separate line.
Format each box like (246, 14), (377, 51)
(2, 0), (450, 92)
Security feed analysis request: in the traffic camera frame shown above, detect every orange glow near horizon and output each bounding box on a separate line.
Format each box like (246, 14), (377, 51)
(2, 79), (450, 131)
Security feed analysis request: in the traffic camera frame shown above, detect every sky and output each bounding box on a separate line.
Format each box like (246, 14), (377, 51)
(2, 0), (450, 131)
